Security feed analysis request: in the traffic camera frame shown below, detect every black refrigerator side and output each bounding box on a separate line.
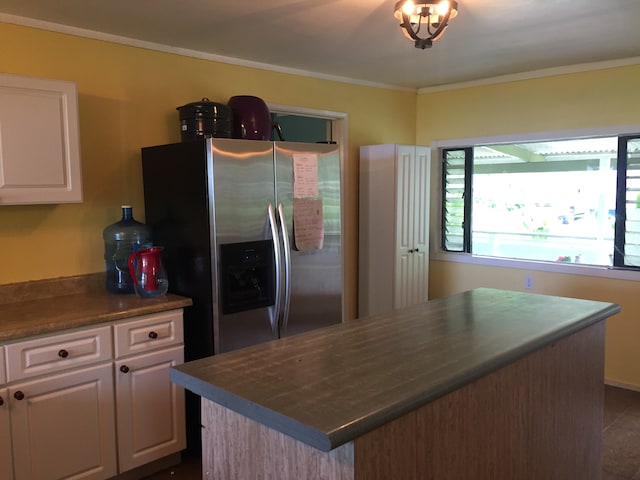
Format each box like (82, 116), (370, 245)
(141, 138), (213, 455)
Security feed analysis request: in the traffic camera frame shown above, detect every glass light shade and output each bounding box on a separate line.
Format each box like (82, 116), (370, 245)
(431, 25), (448, 41)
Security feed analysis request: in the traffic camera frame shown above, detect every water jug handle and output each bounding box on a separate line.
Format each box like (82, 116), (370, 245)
(128, 251), (140, 287)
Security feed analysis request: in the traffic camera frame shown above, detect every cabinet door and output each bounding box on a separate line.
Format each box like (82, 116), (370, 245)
(9, 363), (117, 480)
(394, 146), (430, 310)
(0, 73), (82, 205)
(115, 345), (186, 472)
(0, 387), (12, 480)
(0, 345), (6, 384)
(410, 146), (430, 307)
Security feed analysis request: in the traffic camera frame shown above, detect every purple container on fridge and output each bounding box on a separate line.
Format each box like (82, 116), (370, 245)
(227, 95), (271, 140)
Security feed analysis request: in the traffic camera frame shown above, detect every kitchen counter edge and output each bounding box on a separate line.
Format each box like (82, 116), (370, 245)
(0, 273), (192, 342)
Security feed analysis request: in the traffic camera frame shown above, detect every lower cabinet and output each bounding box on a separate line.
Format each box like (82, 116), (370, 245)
(9, 364), (117, 480)
(0, 386), (12, 480)
(113, 309), (186, 473)
(2, 309), (185, 480)
(115, 346), (185, 472)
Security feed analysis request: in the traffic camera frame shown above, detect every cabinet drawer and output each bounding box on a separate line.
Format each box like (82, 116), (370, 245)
(5, 326), (112, 382)
(0, 346), (5, 385)
(114, 310), (184, 358)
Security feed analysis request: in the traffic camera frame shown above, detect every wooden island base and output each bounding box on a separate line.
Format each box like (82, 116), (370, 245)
(201, 321), (605, 480)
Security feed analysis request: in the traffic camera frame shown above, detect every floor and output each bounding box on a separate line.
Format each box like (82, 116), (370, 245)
(603, 385), (640, 479)
(143, 385), (640, 480)
(141, 452), (201, 480)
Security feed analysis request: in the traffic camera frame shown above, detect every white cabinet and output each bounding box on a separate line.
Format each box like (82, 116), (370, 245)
(2, 309), (185, 480)
(0, 345), (5, 385)
(0, 346), (12, 480)
(0, 386), (11, 480)
(359, 144), (430, 317)
(0, 73), (83, 205)
(5, 326), (117, 480)
(9, 364), (117, 480)
(113, 310), (186, 473)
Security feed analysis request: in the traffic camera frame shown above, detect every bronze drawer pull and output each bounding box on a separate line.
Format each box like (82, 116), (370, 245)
(58, 349), (69, 358)
(120, 365), (130, 374)
(14, 391), (24, 401)
(148, 331), (158, 339)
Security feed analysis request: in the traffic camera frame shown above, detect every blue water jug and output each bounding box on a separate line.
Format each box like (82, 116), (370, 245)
(103, 205), (152, 294)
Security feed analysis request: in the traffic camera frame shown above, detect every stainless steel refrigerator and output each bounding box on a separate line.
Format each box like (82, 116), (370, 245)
(141, 137), (342, 450)
(142, 137), (343, 354)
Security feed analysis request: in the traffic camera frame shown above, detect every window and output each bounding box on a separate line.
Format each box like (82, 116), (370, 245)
(441, 135), (640, 268)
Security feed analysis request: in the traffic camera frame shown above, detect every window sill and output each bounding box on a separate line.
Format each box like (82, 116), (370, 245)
(430, 249), (640, 282)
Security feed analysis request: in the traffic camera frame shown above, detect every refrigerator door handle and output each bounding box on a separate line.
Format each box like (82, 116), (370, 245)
(277, 203), (292, 332)
(267, 204), (281, 335)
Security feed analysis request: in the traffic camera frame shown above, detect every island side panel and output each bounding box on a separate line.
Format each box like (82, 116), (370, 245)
(201, 399), (355, 480)
(353, 321), (605, 480)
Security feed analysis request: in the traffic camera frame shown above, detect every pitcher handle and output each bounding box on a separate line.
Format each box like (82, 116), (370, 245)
(128, 251), (140, 287)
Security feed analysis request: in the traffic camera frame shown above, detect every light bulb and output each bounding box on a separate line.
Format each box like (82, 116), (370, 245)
(402, 1), (416, 15)
(436, 1), (450, 16)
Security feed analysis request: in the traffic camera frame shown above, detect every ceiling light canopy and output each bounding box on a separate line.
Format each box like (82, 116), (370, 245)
(394, 0), (458, 49)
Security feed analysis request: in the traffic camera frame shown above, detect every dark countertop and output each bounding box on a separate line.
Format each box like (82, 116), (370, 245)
(0, 273), (192, 342)
(171, 288), (620, 452)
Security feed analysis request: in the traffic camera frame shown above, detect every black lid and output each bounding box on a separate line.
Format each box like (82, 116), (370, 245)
(176, 98), (231, 119)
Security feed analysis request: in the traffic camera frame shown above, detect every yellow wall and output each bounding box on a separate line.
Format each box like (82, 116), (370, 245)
(417, 64), (640, 388)
(0, 22), (417, 321)
(3, 21), (639, 387)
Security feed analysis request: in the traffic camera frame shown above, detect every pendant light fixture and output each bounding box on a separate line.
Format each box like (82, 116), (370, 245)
(394, 0), (458, 49)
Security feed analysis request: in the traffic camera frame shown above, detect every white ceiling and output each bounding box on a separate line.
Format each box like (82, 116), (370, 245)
(1, 0), (640, 90)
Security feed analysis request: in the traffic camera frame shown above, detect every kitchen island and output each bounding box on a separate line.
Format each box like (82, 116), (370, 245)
(170, 288), (620, 480)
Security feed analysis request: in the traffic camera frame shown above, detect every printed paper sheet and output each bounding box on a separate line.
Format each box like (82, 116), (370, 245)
(293, 198), (324, 250)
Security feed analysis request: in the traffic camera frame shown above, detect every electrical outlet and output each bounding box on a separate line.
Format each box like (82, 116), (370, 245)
(525, 275), (534, 290)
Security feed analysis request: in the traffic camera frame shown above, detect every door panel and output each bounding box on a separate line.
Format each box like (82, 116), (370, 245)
(275, 141), (343, 337)
(0, 387), (11, 480)
(394, 146), (430, 309)
(395, 146), (414, 309)
(10, 364), (116, 480)
(115, 346), (185, 472)
(212, 139), (280, 353)
(412, 147), (430, 306)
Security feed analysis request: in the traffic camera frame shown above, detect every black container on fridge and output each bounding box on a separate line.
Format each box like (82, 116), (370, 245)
(176, 98), (232, 141)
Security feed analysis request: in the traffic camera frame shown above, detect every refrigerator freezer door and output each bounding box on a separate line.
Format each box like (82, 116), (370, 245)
(211, 139), (282, 353)
(274, 142), (343, 337)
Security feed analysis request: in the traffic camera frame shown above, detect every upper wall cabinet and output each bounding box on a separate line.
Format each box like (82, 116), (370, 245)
(0, 73), (83, 205)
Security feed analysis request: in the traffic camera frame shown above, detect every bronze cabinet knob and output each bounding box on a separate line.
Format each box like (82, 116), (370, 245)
(148, 331), (158, 339)
(120, 365), (130, 374)
(58, 349), (69, 358)
(14, 391), (25, 401)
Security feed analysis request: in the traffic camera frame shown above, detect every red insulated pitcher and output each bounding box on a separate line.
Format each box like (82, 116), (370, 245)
(127, 247), (168, 297)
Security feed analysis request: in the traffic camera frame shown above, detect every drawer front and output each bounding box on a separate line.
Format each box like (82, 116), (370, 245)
(0, 346), (5, 385)
(114, 309), (184, 358)
(6, 326), (112, 382)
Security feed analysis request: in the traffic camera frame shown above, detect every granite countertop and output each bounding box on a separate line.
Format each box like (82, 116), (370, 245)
(171, 288), (620, 452)
(0, 273), (192, 343)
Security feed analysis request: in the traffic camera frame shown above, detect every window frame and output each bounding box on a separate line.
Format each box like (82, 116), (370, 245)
(430, 124), (640, 282)
(441, 147), (472, 253)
